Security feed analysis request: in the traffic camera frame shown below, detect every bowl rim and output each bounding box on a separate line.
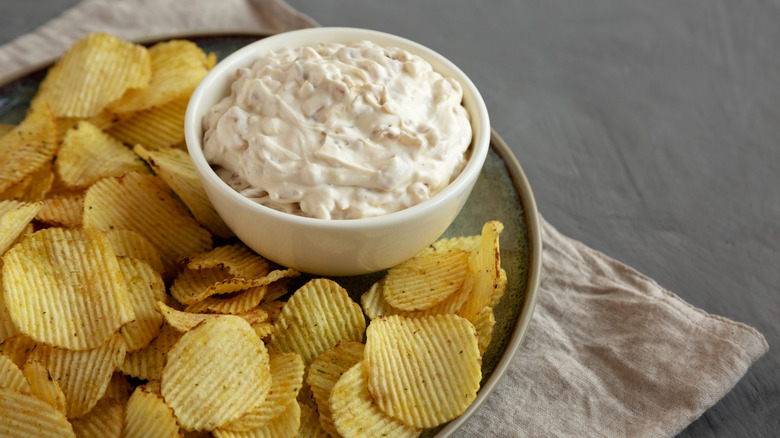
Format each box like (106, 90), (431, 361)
(184, 26), (491, 229)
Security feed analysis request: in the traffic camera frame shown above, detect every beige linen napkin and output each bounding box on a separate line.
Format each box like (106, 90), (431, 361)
(0, 1), (768, 436)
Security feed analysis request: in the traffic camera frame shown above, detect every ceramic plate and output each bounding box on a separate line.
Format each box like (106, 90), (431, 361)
(0, 32), (542, 437)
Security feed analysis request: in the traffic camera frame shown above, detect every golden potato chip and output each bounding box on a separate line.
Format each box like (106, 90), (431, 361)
(330, 361), (421, 438)
(491, 266), (508, 309)
(365, 315), (481, 428)
(270, 278), (366, 365)
(156, 301), (267, 333)
(32, 32), (151, 118)
(104, 372), (133, 407)
(0, 352), (31, 393)
(206, 52), (218, 69)
(55, 121), (148, 189)
(2, 227), (135, 350)
(171, 265), (298, 306)
(0, 123), (12, 136)
(182, 244), (272, 278)
(184, 285), (268, 314)
(298, 401), (328, 438)
(29, 335), (127, 418)
(109, 40), (208, 114)
(383, 249), (470, 311)
(0, 388), (75, 437)
(135, 145), (233, 238)
(69, 397), (123, 438)
(36, 191), (84, 228)
(161, 315), (271, 431)
(0, 201), (42, 255)
(258, 300), (285, 324)
(170, 266), (231, 304)
(108, 95), (188, 150)
(0, 279), (20, 343)
(117, 257), (166, 351)
(306, 341), (365, 437)
(250, 322), (274, 340)
(23, 360), (67, 415)
(360, 273), (473, 320)
(0, 334), (37, 368)
(1, 162), (55, 203)
(457, 221), (503, 321)
(473, 306), (496, 357)
(212, 401), (300, 438)
(105, 228), (165, 275)
(221, 352), (304, 432)
(124, 384), (181, 438)
(0, 104), (57, 195)
(82, 171), (212, 278)
(120, 324), (182, 381)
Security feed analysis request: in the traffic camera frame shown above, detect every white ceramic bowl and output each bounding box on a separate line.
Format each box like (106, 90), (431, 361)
(185, 27), (491, 276)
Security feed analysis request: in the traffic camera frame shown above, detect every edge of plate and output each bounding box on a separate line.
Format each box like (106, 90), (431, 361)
(435, 129), (543, 436)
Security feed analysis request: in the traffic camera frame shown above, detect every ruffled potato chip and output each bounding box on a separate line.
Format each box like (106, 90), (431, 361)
(32, 32), (151, 118)
(161, 315), (271, 431)
(473, 306), (496, 357)
(184, 285), (268, 315)
(1, 162), (55, 203)
(306, 341), (365, 437)
(0, 104), (57, 196)
(0, 388), (75, 437)
(0, 352), (31, 393)
(0, 281), (20, 343)
(212, 401), (301, 438)
(156, 301), (267, 333)
(23, 360), (67, 415)
(69, 397), (123, 438)
(109, 39), (209, 114)
(123, 384), (181, 438)
(0, 201), (42, 256)
(120, 324), (182, 382)
(108, 95), (188, 150)
(382, 249), (470, 311)
(36, 191), (84, 228)
(330, 361), (421, 438)
(360, 273), (473, 321)
(171, 265), (298, 306)
(117, 257), (166, 351)
(55, 121), (148, 189)
(182, 244), (274, 278)
(105, 228), (165, 275)
(82, 171), (212, 278)
(0, 334), (36, 368)
(30, 335), (127, 418)
(2, 227), (135, 350)
(134, 145), (233, 238)
(365, 315), (481, 429)
(457, 221), (503, 321)
(270, 278), (366, 365)
(220, 352), (304, 432)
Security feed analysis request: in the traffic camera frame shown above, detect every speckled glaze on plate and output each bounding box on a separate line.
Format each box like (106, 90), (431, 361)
(0, 32), (542, 437)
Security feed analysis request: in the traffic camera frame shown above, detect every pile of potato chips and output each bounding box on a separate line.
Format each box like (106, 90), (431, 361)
(0, 33), (507, 437)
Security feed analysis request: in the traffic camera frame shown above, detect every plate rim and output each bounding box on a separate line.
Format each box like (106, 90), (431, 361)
(0, 30), (542, 437)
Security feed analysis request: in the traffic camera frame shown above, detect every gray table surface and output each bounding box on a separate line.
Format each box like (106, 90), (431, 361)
(2, 0), (777, 437)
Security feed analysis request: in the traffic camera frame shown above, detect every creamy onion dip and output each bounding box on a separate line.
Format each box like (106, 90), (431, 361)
(202, 40), (472, 219)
